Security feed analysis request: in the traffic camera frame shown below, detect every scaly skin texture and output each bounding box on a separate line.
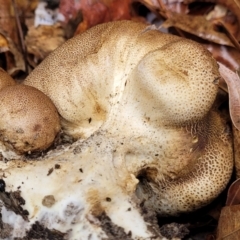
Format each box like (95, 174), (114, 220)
(25, 21), (219, 138)
(0, 85), (60, 155)
(23, 21), (233, 216)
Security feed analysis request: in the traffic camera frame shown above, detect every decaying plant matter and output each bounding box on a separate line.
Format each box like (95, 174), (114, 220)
(0, 20), (233, 239)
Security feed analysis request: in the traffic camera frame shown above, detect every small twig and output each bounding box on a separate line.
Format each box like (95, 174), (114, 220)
(11, 0), (28, 74)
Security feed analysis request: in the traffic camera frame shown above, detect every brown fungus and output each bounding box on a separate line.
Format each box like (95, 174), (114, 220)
(0, 85), (60, 155)
(0, 21), (233, 239)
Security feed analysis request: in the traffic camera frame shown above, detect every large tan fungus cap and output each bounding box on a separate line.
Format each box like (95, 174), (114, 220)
(23, 20), (232, 215)
(0, 84), (60, 154)
(22, 20), (232, 215)
(25, 20), (219, 137)
(0, 68), (15, 90)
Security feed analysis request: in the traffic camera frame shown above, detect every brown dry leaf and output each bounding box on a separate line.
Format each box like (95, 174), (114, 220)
(0, 0), (19, 47)
(135, 0), (160, 12)
(139, 0), (240, 50)
(136, 0), (188, 17)
(165, 2), (189, 14)
(233, 126), (240, 179)
(0, 0), (38, 73)
(184, 0), (240, 41)
(160, 12), (234, 46)
(59, 0), (80, 23)
(25, 24), (65, 67)
(217, 205), (240, 239)
(226, 179), (240, 206)
(74, 0), (132, 34)
(14, 0), (38, 12)
(0, 30), (25, 75)
(218, 63), (240, 130)
(13, 0), (39, 30)
(205, 42), (240, 71)
(0, 33), (9, 52)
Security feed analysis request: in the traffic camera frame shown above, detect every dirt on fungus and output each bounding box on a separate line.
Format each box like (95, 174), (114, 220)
(0, 188), (29, 221)
(25, 221), (66, 240)
(97, 212), (133, 240)
(0, 218), (13, 239)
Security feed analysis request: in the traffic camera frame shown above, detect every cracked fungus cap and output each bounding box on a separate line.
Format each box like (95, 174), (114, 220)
(0, 84), (61, 154)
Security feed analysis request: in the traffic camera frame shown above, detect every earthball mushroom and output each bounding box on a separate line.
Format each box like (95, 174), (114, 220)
(0, 20), (233, 239)
(0, 84), (60, 158)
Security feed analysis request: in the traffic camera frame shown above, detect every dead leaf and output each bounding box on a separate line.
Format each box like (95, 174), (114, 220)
(166, 2), (189, 14)
(74, 0), (132, 34)
(233, 126), (240, 179)
(206, 4), (227, 20)
(0, 30), (25, 75)
(183, 0), (240, 41)
(160, 12), (234, 47)
(59, 0), (81, 23)
(14, 0), (38, 13)
(0, 0), (19, 46)
(217, 205), (240, 239)
(205, 43), (240, 70)
(25, 24), (65, 67)
(218, 62), (240, 130)
(216, 20), (240, 51)
(134, 0), (161, 12)
(226, 179), (240, 206)
(0, 33), (9, 52)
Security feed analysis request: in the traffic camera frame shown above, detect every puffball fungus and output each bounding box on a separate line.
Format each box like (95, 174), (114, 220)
(0, 20), (233, 239)
(0, 84), (60, 158)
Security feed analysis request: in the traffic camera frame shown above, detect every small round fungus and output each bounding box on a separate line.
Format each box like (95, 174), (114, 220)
(0, 84), (60, 154)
